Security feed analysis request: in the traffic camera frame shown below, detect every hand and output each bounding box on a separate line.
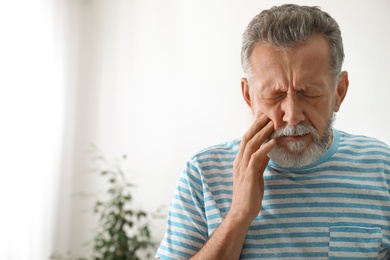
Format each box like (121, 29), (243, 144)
(229, 114), (276, 223)
(189, 115), (275, 260)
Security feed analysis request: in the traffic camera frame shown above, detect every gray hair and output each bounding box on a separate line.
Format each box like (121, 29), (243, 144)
(241, 4), (344, 79)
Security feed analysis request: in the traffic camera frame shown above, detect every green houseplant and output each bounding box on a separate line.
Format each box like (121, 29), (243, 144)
(52, 147), (159, 260)
(90, 150), (157, 260)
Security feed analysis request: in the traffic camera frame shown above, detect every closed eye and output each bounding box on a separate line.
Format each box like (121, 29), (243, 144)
(262, 92), (286, 102)
(299, 91), (323, 98)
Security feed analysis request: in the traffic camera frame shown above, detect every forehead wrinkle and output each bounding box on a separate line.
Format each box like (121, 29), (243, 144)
(250, 45), (293, 94)
(254, 81), (288, 99)
(250, 36), (334, 95)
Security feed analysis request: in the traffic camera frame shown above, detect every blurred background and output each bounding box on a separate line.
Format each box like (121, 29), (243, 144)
(0, 0), (389, 259)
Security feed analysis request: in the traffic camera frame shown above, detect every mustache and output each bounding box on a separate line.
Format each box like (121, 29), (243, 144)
(271, 124), (317, 139)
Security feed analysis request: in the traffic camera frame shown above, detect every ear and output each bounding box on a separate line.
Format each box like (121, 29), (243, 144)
(241, 77), (253, 109)
(334, 71), (349, 112)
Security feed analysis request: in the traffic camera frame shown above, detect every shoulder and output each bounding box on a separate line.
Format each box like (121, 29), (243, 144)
(190, 139), (240, 162)
(193, 138), (240, 157)
(338, 130), (390, 149)
(185, 138), (240, 174)
(337, 130), (390, 159)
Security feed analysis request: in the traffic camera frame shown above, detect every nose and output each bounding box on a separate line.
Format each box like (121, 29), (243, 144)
(281, 93), (305, 126)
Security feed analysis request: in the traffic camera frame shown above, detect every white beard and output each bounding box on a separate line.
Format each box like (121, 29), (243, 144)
(267, 114), (335, 168)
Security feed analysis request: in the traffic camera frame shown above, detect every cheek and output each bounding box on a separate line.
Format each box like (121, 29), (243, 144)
(263, 100), (333, 131)
(252, 102), (282, 126)
(304, 101), (334, 134)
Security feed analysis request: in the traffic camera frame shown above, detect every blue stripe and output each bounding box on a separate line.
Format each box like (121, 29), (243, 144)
(168, 216), (207, 234)
(263, 192), (390, 202)
(204, 188), (232, 196)
(185, 163), (203, 186)
(258, 211), (390, 221)
(337, 149), (390, 157)
(196, 157), (235, 164)
(195, 149), (237, 157)
(207, 180), (232, 187)
(215, 197), (232, 204)
(201, 172), (233, 179)
(329, 257), (378, 260)
(246, 231), (329, 240)
(330, 237), (380, 244)
(329, 246), (379, 252)
(176, 185), (203, 205)
(330, 226), (381, 233)
(171, 201), (205, 221)
(244, 241), (328, 249)
(265, 182), (387, 192)
(248, 221), (390, 233)
(261, 201), (390, 212)
(291, 165), (389, 174)
(179, 175), (202, 197)
(264, 173), (386, 183)
(339, 134), (388, 143)
(338, 141), (389, 149)
(164, 237), (200, 252)
(241, 251), (328, 259)
(200, 164), (234, 171)
(329, 156), (390, 166)
(176, 182), (191, 196)
(158, 244), (192, 259)
(166, 229), (206, 244)
(205, 212), (223, 220)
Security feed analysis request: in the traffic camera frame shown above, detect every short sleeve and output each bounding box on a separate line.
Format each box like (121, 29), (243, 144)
(156, 160), (208, 259)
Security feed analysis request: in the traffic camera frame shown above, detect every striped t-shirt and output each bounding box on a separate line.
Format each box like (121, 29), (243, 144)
(156, 129), (390, 259)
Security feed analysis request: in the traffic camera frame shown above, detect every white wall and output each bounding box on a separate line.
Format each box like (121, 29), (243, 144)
(63, 0), (390, 256)
(0, 1), (72, 259)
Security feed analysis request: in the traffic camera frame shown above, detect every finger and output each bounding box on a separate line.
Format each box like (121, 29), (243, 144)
(258, 155), (271, 196)
(259, 156), (271, 175)
(236, 114), (270, 162)
(251, 120), (275, 149)
(243, 114), (270, 142)
(249, 138), (276, 172)
(241, 120), (274, 165)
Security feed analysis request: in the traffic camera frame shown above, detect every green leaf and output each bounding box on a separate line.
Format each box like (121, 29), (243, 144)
(69, 149), (160, 259)
(123, 195), (131, 201)
(137, 211), (147, 219)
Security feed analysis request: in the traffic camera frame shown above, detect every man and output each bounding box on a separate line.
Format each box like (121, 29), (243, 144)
(156, 4), (390, 259)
